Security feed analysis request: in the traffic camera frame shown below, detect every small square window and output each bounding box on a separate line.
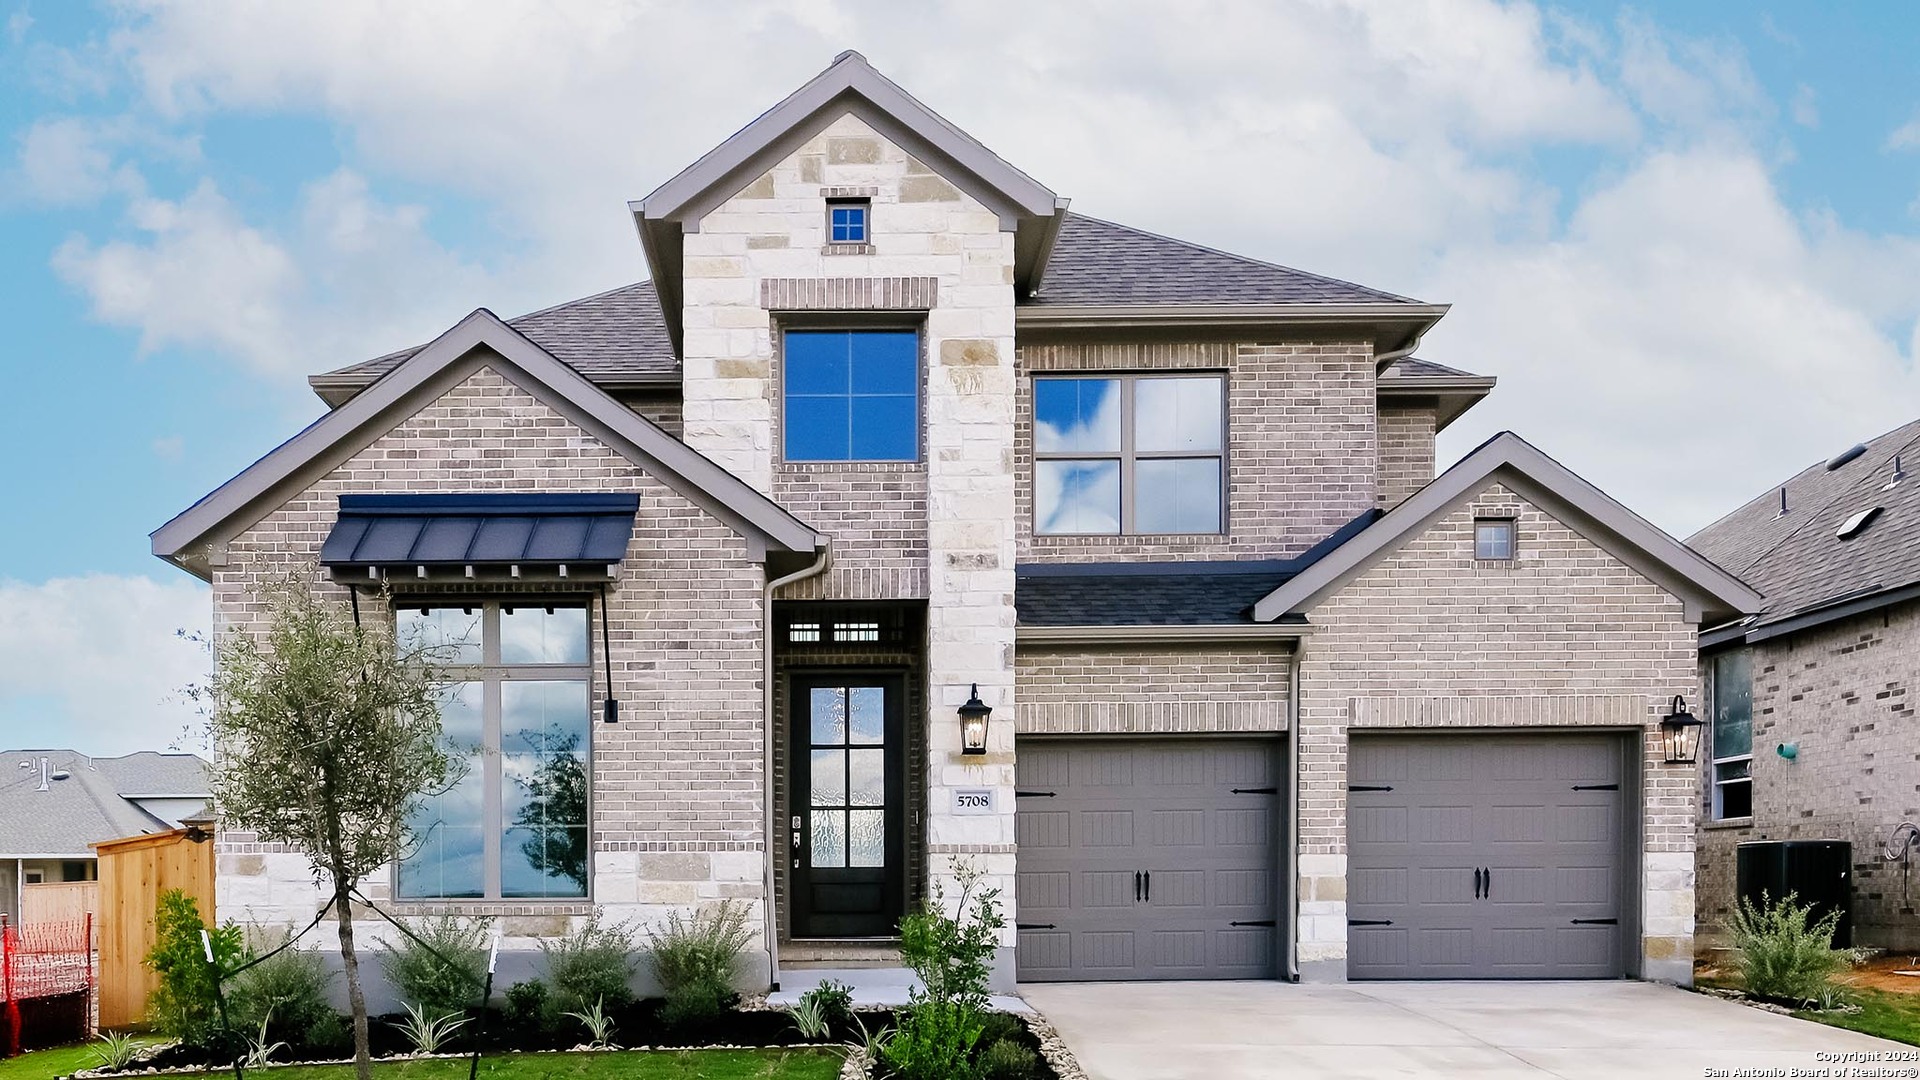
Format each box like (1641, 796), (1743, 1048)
(828, 201), (868, 244)
(1474, 518), (1515, 560)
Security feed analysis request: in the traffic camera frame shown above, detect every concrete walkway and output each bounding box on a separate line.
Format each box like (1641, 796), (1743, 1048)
(1021, 980), (1912, 1079)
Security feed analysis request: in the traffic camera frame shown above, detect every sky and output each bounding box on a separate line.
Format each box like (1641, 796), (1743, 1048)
(1, 1), (1917, 755)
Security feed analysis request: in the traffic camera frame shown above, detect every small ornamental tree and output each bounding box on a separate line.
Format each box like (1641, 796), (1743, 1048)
(200, 576), (455, 1080)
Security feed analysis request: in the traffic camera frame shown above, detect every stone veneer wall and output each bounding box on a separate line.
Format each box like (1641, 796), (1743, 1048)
(678, 111), (1018, 948)
(210, 365), (771, 993)
(1016, 341), (1378, 563)
(1294, 483), (1701, 983)
(1016, 643), (1293, 734)
(1696, 600), (1920, 950)
(1376, 403), (1437, 508)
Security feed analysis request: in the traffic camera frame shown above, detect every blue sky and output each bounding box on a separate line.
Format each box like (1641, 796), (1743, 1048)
(2, 1), (1918, 754)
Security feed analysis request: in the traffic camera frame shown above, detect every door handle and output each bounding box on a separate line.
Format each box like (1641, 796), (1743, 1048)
(1143, 871), (1151, 903)
(1484, 868), (1492, 899)
(1473, 867), (1483, 898)
(1134, 871), (1142, 902)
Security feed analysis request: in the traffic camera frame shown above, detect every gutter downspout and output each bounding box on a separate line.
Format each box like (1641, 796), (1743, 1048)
(762, 544), (833, 992)
(1286, 639), (1303, 982)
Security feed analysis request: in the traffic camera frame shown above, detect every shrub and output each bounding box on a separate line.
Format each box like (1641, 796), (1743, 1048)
(794, 976), (856, 1022)
(563, 997), (618, 1049)
(787, 995), (832, 1041)
(378, 916), (490, 1020)
(228, 928), (345, 1053)
(145, 889), (247, 1051)
(881, 861), (1005, 1080)
(543, 911), (641, 1015)
(394, 1002), (469, 1054)
(646, 901), (751, 1028)
(504, 979), (552, 1031)
(89, 1031), (145, 1072)
(1728, 891), (1854, 1004)
(980, 1037), (1039, 1080)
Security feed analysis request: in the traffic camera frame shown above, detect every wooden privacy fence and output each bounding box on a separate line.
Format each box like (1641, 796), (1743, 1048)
(21, 882), (98, 931)
(92, 829), (214, 1030)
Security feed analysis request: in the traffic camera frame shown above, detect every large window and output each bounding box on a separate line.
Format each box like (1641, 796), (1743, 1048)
(1711, 649), (1753, 820)
(1033, 374), (1225, 535)
(783, 329), (919, 462)
(396, 602), (591, 900)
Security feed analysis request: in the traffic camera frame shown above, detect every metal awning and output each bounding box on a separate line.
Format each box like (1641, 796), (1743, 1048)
(320, 493), (640, 580)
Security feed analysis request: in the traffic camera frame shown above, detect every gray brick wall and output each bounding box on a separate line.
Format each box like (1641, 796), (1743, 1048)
(1696, 599), (1920, 949)
(1016, 642), (1294, 734)
(1377, 403), (1436, 507)
(211, 363), (769, 945)
(1015, 340), (1378, 563)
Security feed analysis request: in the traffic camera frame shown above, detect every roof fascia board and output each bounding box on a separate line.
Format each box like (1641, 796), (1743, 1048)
(1251, 433), (1764, 623)
(1377, 376), (1498, 433)
(1017, 303), (1450, 326)
(642, 56), (1055, 225)
(1737, 581), (1920, 646)
(152, 311), (820, 569)
(1016, 623), (1310, 645)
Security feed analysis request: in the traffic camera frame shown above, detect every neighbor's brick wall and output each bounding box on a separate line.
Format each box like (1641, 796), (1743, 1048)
(1695, 600), (1920, 949)
(1016, 643), (1293, 734)
(1377, 402), (1436, 508)
(1293, 483), (1700, 979)
(209, 363), (768, 949)
(1015, 341), (1378, 563)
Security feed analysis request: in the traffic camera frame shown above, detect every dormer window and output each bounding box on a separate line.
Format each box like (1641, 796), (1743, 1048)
(828, 199), (869, 244)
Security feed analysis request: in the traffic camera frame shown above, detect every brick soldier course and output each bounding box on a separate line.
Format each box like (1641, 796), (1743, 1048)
(154, 51), (1761, 997)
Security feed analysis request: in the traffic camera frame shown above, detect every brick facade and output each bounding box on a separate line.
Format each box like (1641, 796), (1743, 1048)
(1696, 599), (1920, 949)
(1294, 483), (1701, 982)
(1016, 643), (1293, 734)
(211, 365), (770, 974)
(1377, 402), (1436, 507)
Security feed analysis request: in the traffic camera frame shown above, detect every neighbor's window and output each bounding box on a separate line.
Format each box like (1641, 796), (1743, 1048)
(1474, 518), (1516, 560)
(1033, 374), (1225, 534)
(828, 200), (869, 244)
(395, 602), (591, 900)
(784, 329), (919, 462)
(1711, 649), (1753, 820)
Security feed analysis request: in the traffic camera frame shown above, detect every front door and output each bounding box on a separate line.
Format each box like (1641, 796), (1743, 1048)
(791, 673), (906, 938)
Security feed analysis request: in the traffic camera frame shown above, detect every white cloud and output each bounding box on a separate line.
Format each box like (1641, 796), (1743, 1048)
(5, 116), (145, 205)
(151, 434), (183, 459)
(52, 170), (490, 375)
(1886, 113), (1920, 152)
(1791, 84), (1818, 129)
(6, 7), (30, 45)
(0, 575), (211, 757)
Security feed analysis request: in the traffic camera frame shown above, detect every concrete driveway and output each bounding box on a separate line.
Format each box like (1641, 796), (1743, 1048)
(1021, 980), (1912, 1079)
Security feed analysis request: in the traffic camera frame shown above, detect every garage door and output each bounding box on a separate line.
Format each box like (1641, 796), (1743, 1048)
(1015, 738), (1279, 982)
(1347, 733), (1630, 979)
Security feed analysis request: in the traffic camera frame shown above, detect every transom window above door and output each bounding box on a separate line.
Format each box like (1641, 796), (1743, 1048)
(783, 330), (919, 462)
(1033, 374), (1225, 535)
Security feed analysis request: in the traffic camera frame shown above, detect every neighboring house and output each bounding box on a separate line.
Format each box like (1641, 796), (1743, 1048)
(0, 749), (210, 921)
(153, 52), (1759, 992)
(1688, 421), (1920, 949)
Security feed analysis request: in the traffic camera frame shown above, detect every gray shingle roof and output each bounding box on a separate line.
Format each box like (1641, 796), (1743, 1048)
(0, 751), (209, 855)
(1689, 418), (1920, 626)
(1025, 213), (1422, 307)
(1383, 356), (1478, 379)
(314, 215), (1428, 400)
(1016, 511), (1382, 626)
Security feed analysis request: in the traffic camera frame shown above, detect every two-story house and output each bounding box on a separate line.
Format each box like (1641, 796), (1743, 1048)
(154, 52), (1760, 994)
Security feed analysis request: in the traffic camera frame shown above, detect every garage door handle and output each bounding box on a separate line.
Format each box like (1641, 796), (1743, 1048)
(1231, 787), (1278, 795)
(1134, 871), (1142, 902)
(1143, 870), (1151, 902)
(1015, 790), (1056, 798)
(1348, 784), (1393, 792)
(1348, 919), (1393, 926)
(1572, 783), (1619, 791)
(1484, 868), (1491, 899)
(1474, 867), (1484, 898)
(1571, 918), (1618, 925)
(1230, 920), (1276, 928)
(1016, 923), (1056, 931)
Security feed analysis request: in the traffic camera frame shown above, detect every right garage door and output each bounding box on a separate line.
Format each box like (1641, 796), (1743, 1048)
(1347, 733), (1631, 979)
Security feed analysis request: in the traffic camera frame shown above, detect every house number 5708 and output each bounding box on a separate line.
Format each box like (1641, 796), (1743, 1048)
(953, 789), (994, 815)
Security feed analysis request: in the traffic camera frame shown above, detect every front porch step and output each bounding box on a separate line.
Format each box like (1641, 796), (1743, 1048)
(780, 940), (903, 965)
(767, 966), (1031, 1014)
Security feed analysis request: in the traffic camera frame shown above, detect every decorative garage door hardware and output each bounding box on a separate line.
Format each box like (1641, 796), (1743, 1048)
(1474, 867), (1492, 898)
(1571, 918), (1619, 925)
(1015, 790), (1056, 798)
(1230, 920), (1277, 928)
(1572, 783), (1620, 791)
(1348, 784), (1394, 792)
(1348, 919), (1394, 926)
(1231, 786), (1278, 794)
(1016, 923), (1057, 931)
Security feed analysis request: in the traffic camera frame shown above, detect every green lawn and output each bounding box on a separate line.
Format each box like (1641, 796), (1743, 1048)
(0, 1047), (845, 1080)
(1796, 988), (1920, 1047)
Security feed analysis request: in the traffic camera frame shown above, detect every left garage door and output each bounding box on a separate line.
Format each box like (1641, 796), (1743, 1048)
(1014, 738), (1279, 982)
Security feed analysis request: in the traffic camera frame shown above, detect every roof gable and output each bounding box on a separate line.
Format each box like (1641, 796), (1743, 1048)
(1251, 432), (1763, 625)
(154, 310), (822, 577)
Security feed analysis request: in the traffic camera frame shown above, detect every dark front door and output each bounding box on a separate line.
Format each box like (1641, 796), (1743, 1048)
(791, 673), (906, 938)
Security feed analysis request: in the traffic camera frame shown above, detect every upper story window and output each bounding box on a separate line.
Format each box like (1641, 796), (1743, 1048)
(1474, 518), (1516, 560)
(395, 602), (591, 900)
(783, 329), (919, 462)
(1033, 374), (1225, 535)
(1711, 649), (1753, 820)
(828, 199), (869, 244)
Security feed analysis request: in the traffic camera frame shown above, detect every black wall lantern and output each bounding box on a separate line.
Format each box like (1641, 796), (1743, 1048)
(1660, 695), (1703, 765)
(959, 684), (992, 756)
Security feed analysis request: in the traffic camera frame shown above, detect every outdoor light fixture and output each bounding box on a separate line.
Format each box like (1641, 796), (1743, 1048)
(958, 684), (992, 756)
(1660, 695), (1703, 765)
